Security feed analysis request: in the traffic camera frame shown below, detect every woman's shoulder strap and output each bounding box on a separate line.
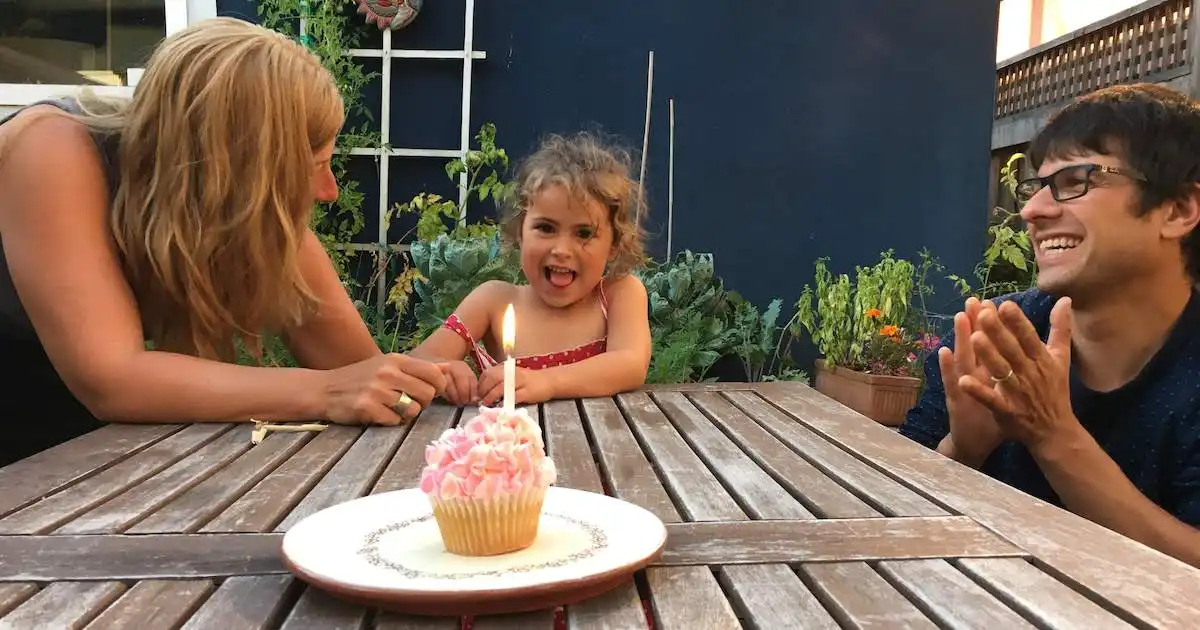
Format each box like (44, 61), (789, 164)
(1, 97), (119, 200)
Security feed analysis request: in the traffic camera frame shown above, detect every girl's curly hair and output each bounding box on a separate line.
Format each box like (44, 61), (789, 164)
(501, 132), (648, 277)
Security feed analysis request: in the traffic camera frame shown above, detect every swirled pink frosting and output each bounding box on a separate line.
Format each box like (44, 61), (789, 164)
(419, 406), (557, 501)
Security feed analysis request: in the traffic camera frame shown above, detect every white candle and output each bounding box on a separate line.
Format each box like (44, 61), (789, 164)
(502, 303), (516, 411)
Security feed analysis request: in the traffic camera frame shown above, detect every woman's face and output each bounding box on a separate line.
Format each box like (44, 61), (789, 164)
(311, 141), (338, 203)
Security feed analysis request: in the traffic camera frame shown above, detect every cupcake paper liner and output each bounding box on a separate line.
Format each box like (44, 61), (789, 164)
(429, 485), (547, 556)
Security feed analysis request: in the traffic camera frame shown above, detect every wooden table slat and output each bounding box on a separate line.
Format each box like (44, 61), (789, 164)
(581, 396), (744, 630)
(0, 517), (1027, 582)
(800, 562), (938, 629)
(274, 425), (411, 532)
(562, 582), (647, 630)
(578, 398), (678, 522)
(82, 579), (214, 630)
(0, 581), (126, 629)
(471, 611), (558, 629)
(128, 431), (311, 534)
(179, 575), (296, 630)
(651, 391), (815, 520)
(615, 392), (744, 521)
(372, 405), (460, 494)
(200, 426), (360, 533)
(720, 564), (839, 629)
(760, 383), (1200, 628)
(0, 584), (36, 617)
(0, 424), (181, 517)
(374, 611), (460, 629)
(0, 533), (283, 582)
(956, 558), (1137, 629)
(55, 427), (250, 535)
(875, 560), (1037, 629)
(722, 390), (948, 517)
(277, 586), (369, 630)
(643, 567), (741, 630)
(540, 400), (649, 629)
(661, 518), (1024, 565)
(687, 391), (880, 519)
(543, 401), (604, 495)
(636, 383), (759, 392)
(0, 424), (229, 535)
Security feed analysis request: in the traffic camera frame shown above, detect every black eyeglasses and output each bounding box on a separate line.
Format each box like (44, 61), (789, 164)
(1015, 163), (1146, 204)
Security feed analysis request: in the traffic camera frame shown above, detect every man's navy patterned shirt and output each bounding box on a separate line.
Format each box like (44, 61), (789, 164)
(899, 288), (1200, 525)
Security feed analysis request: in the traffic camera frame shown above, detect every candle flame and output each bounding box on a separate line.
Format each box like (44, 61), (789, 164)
(502, 303), (515, 353)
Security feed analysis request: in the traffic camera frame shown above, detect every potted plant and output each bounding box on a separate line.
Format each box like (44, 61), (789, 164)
(795, 251), (940, 426)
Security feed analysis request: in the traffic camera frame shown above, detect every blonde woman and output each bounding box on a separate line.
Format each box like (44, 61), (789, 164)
(0, 18), (446, 466)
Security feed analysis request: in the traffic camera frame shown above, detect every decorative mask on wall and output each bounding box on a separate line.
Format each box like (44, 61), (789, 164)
(354, 0), (423, 30)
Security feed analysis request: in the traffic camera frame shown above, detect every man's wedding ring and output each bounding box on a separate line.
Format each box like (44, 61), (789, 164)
(991, 367), (1015, 383)
(393, 392), (414, 413)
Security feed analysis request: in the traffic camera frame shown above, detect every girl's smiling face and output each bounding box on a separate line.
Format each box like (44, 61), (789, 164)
(519, 183), (614, 308)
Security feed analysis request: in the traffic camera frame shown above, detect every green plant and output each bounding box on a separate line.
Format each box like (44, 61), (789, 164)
(796, 250), (937, 377)
(401, 233), (524, 349)
(385, 124), (516, 327)
(726, 294), (807, 383)
(949, 153), (1038, 300)
(391, 123), (514, 242)
(636, 252), (738, 383)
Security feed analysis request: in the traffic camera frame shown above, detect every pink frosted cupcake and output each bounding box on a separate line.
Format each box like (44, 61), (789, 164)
(419, 405), (557, 556)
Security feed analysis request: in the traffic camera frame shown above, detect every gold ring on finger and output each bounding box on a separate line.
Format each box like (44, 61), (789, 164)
(392, 392), (414, 414)
(990, 367), (1015, 383)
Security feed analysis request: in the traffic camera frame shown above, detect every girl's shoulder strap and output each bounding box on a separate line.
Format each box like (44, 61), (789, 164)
(598, 281), (609, 320)
(443, 313), (499, 368)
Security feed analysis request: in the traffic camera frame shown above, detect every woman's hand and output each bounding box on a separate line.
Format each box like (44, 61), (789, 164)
(437, 360), (479, 406)
(321, 353), (447, 425)
(477, 365), (555, 406)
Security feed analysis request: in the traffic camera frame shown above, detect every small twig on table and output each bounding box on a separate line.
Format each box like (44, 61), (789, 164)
(250, 420), (328, 445)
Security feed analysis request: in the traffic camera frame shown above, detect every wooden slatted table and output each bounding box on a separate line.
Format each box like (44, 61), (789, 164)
(1, 381), (1198, 629)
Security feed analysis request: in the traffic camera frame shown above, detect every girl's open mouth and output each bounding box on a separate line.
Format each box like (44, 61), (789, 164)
(545, 265), (576, 288)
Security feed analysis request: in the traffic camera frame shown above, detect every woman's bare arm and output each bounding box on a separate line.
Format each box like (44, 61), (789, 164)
(281, 229), (381, 369)
(0, 111), (329, 423)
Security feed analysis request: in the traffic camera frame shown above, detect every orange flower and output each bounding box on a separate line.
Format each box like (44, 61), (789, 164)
(879, 325), (899, 337)
(865, 308), (882, 318)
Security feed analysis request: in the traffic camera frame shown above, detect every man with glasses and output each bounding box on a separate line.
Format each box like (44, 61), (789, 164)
(900, 83), (1200, 568)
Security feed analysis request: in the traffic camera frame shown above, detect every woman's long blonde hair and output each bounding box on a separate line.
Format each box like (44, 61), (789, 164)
(80, 18), (344, 361)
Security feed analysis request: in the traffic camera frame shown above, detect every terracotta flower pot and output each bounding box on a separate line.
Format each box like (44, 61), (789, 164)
(813, 359), (922, 427)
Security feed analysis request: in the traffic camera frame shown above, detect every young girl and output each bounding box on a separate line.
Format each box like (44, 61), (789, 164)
(412, 132), (652, 406)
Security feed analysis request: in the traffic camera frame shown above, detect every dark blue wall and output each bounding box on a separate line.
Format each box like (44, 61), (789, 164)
(218, 0), (997, 320)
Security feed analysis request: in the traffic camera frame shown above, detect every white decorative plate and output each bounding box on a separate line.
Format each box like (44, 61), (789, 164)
(281, 487), (668, 616)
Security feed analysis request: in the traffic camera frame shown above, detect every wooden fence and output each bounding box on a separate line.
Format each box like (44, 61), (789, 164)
(995, 0), (1193, 119)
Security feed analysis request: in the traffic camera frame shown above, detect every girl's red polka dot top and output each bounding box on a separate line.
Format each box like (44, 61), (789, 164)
(442, 285), (610, 370)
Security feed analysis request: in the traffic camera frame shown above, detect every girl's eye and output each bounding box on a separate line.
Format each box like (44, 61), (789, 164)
(533, 223), (554, 233)
(577, 228), (595, 240)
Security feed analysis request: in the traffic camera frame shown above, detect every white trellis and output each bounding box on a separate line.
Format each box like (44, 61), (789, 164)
(306, 1), (485, 309)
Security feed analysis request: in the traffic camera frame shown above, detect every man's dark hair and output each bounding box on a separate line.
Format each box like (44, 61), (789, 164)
(1028, 83), (1200, 277)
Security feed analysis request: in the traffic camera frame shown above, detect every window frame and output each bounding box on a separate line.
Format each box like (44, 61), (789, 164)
(0, 0), (217, 106)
